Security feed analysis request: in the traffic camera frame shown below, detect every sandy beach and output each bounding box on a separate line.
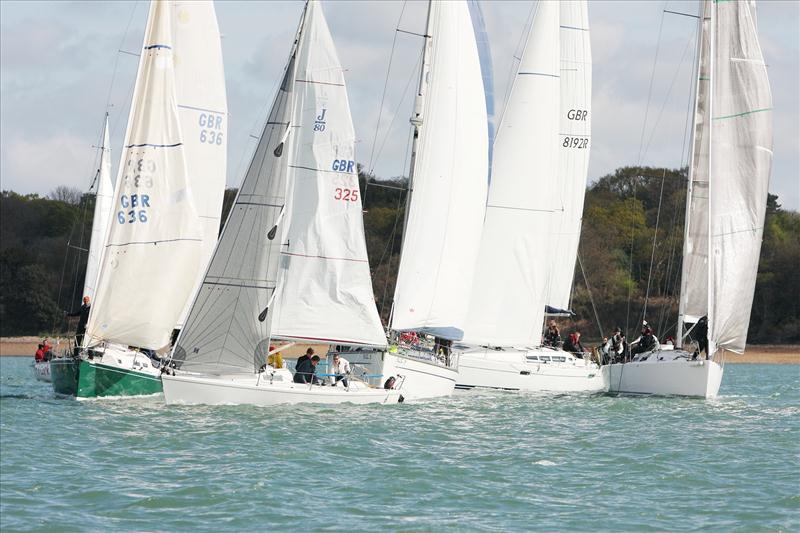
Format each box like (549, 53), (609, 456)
(1, 336), (797, 363)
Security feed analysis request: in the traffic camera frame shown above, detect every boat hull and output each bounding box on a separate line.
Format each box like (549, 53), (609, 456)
(456, 347), (608, 393)
(50, 358), (79, 395)
(162, 373), (402, 406)
(32, 361), (52, 382)
(606, 354), (723, 398)
(382, 352), (457, 400)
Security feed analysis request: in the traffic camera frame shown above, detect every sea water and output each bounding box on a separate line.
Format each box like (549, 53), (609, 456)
(1, 357), (798, 532)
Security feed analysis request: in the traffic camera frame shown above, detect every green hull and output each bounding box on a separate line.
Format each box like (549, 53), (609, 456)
(77, 360), (163, 398)
(50, 358), (80, 395)
(50, 358), (162, 397)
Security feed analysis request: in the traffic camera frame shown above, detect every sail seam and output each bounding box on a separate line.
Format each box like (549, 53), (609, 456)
(105, 238), (202, 247)
(518, 72), (560, 78)
(124, 142), (182, 148)
(177, 104), (226, 115)
(281, 251), (368, 263)
(712, 107), (771, 120)
(486, 204), (554, 213)
(560, 25), (588, 31)
(288, 164), (352, 175)
(295, 79), (345, 87)
(202, 281), (273, 290)
(144, 44), (172, 50)
(236, 201), (283, 207)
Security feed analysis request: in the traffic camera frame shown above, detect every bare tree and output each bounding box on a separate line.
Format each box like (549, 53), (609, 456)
(49, 186), (83, 205)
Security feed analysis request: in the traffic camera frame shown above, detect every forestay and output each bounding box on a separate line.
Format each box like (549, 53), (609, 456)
(269, 0), (386, 347)
(678, 0), (712, 326)
(461, 1), (560, 347)
(83, 115), (114, 302)
(709, 0), (772, 354)
(85, 0), (203, 350)
(171, 1), (228, 326)
(545, 0), (592, 310)
(390, 0), (488, 339)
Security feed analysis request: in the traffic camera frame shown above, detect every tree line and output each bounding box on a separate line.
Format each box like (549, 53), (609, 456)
(1, 166), (797, 345)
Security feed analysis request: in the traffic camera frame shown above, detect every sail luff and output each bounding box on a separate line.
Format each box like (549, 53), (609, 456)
(461, 0), (560, 347)
(83, 114), (114, 302)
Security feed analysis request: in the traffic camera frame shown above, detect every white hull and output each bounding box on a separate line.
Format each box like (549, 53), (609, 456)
(32, 361), (51, 382)
(456, 347), (608, 393)
(382, 351), (457, 401)
(606, 349), (723, 398)
(87, 344), (163, 380)
(162, 371), (402, 406)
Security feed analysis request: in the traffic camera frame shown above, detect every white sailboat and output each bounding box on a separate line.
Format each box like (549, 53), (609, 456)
(51, 0), (228, 398)
(373, 0), (489, 401)
(606, 0), (773, 398)
(162, 0), (401, 406)
(455, 0), (606, 393)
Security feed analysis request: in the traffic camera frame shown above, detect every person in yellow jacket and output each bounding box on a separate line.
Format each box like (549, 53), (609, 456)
(267, 345), (284, 369)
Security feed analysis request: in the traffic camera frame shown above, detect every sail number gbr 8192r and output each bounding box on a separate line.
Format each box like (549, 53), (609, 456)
(562, 108), (589, 149)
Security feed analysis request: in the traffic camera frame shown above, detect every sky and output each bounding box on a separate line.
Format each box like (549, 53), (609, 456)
(1, 0), (798, 209)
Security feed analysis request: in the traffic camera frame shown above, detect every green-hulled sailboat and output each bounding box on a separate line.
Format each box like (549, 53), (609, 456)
(51, 0), (227, 398)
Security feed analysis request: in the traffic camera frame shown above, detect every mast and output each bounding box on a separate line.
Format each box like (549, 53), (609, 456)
(399, 0), (434, 260)
(676, 0), (707, 348)
(705, 0), (716, 357)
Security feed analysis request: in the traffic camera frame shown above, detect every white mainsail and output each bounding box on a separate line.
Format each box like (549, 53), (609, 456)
(173, 0), (385, 373)
(709, 0), (772, 353)
(83, 114), (114, 302)
(678, 0), (713, 329)
(390, 0), (488, 339)
(546, 0), (592, 310)
(461, 1), (560, 347)
(171, 1), (228, 326)
(84, 0), (203, 349)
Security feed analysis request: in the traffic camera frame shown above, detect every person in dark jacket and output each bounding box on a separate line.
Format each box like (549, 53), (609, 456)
(543, 321), (563, 348)
(294, 355), (321, 384)
(694, 316), (709, 359)
(67, 296), (91, 347)
(295, 347), (314, 370)
(563, 331), (586, 358)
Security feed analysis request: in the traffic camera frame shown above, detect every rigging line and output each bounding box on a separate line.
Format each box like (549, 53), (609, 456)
(578, 250), (604, 340)
(366, 0), (407, 178)
(641, 33), (696, 162)
(641, 169), (667, 326)
(499, 2), (537, 127)
(635, 1), (668, 167)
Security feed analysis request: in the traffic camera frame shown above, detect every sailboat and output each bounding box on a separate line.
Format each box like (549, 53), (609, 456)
(346, 0), (489, 401)
(454, 0), (607, 393)
(162, 0), (401, 406)
(50, 0), (228, 398)
(606, 0), (772, 398)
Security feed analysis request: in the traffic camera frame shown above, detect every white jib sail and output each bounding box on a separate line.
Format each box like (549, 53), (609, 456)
(270, 0), (386, 347)
(390, 0), (488, 339)
(171, 1), (228, 327)
(709, 0), (772, 354)
(461, 0), (560, 347)
(545, 0), (592, 310)
(85, 0), (203, 350)
(82, 114), (114, 302)
(679, 0), (713, 327)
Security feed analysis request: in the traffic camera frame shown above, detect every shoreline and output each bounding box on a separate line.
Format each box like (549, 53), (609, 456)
(1, 337), (797, 363)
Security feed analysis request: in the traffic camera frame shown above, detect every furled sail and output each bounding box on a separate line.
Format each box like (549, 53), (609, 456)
(83, 114), (114, 302)
(545, 0), (592, 310)
(461, 1), (560, 347)
(390, 0), (488, 339)
(678, 0), (712, 327)
(709, 0), (772, 353)
(171, 0), (228, 326)
(84, 0), (203, 349)
(173, 0), (385, 373)
(269, 0), (386, 347)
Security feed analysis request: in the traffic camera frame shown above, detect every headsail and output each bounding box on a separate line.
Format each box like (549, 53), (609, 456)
(461, 1), (560, 347)
(390, 0), (488, 340)
(171, 0), (228, 327)
(709, 0), (772, 353)
(678, 0), (713, 329)
(545, 0), (592, 310)
(84, 0), (203, 349)
(83, 114), (114, 302)
(269, 0), (386, 348)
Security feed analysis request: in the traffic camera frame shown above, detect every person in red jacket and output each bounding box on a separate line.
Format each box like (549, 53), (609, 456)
(34, 344), (45, 362)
